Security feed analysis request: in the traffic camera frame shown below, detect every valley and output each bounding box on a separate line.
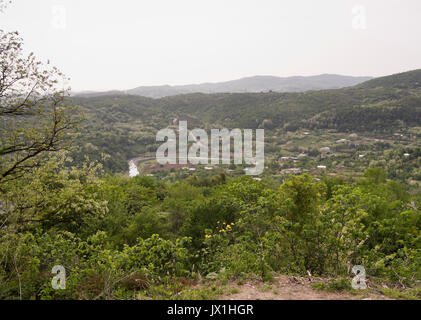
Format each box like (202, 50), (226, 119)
(71, 69), (421, 187)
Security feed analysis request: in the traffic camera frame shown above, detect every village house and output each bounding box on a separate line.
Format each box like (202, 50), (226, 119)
(281, 168), (302, 174)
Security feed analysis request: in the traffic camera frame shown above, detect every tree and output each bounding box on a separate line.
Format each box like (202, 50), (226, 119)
(0, 30), (80, 185)
(0, 154), (108, 235)
(364, 167), (387, 184)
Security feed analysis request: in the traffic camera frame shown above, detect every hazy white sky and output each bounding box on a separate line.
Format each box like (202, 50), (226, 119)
(1, 0), (421, 91)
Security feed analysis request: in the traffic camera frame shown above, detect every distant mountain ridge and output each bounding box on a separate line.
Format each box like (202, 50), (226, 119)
(74, 74), (373, 98)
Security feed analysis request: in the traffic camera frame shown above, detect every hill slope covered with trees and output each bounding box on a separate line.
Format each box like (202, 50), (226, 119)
(71, 69), (421, 172)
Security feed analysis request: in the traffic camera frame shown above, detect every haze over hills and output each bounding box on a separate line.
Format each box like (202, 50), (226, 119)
(74, 74), (373, 98)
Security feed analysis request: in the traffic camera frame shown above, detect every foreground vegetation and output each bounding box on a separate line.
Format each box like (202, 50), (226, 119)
(1, 159), (420, 299)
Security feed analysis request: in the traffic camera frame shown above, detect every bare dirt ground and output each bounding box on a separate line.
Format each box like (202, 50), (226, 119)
(221, 275), (391, 300)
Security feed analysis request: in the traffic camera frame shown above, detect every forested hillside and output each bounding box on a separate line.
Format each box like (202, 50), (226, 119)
(71, 70), (421, 173)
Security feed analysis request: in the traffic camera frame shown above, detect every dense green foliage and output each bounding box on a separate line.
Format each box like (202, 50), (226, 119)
(1, 159), (420, 299)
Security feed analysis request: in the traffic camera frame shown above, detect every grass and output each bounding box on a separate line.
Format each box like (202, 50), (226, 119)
(381, 287), (421, 300)
(230, 288), (240, 294)
(311, 278), (421, 300)
(178, 282), (226, 300)
(258, 284), (272, 292)
(311, 277), (355, 294)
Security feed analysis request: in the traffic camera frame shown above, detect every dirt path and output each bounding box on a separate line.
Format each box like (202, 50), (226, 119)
(221, 275), (391, 300)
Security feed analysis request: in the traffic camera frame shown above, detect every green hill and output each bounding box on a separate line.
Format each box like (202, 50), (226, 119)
(71, 69), (421, 172)
(357, 69), (421, 90)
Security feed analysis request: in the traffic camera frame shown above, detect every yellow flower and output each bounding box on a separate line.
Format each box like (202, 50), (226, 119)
(205, 234), (212, 239)
(226, 225), (231, 229)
